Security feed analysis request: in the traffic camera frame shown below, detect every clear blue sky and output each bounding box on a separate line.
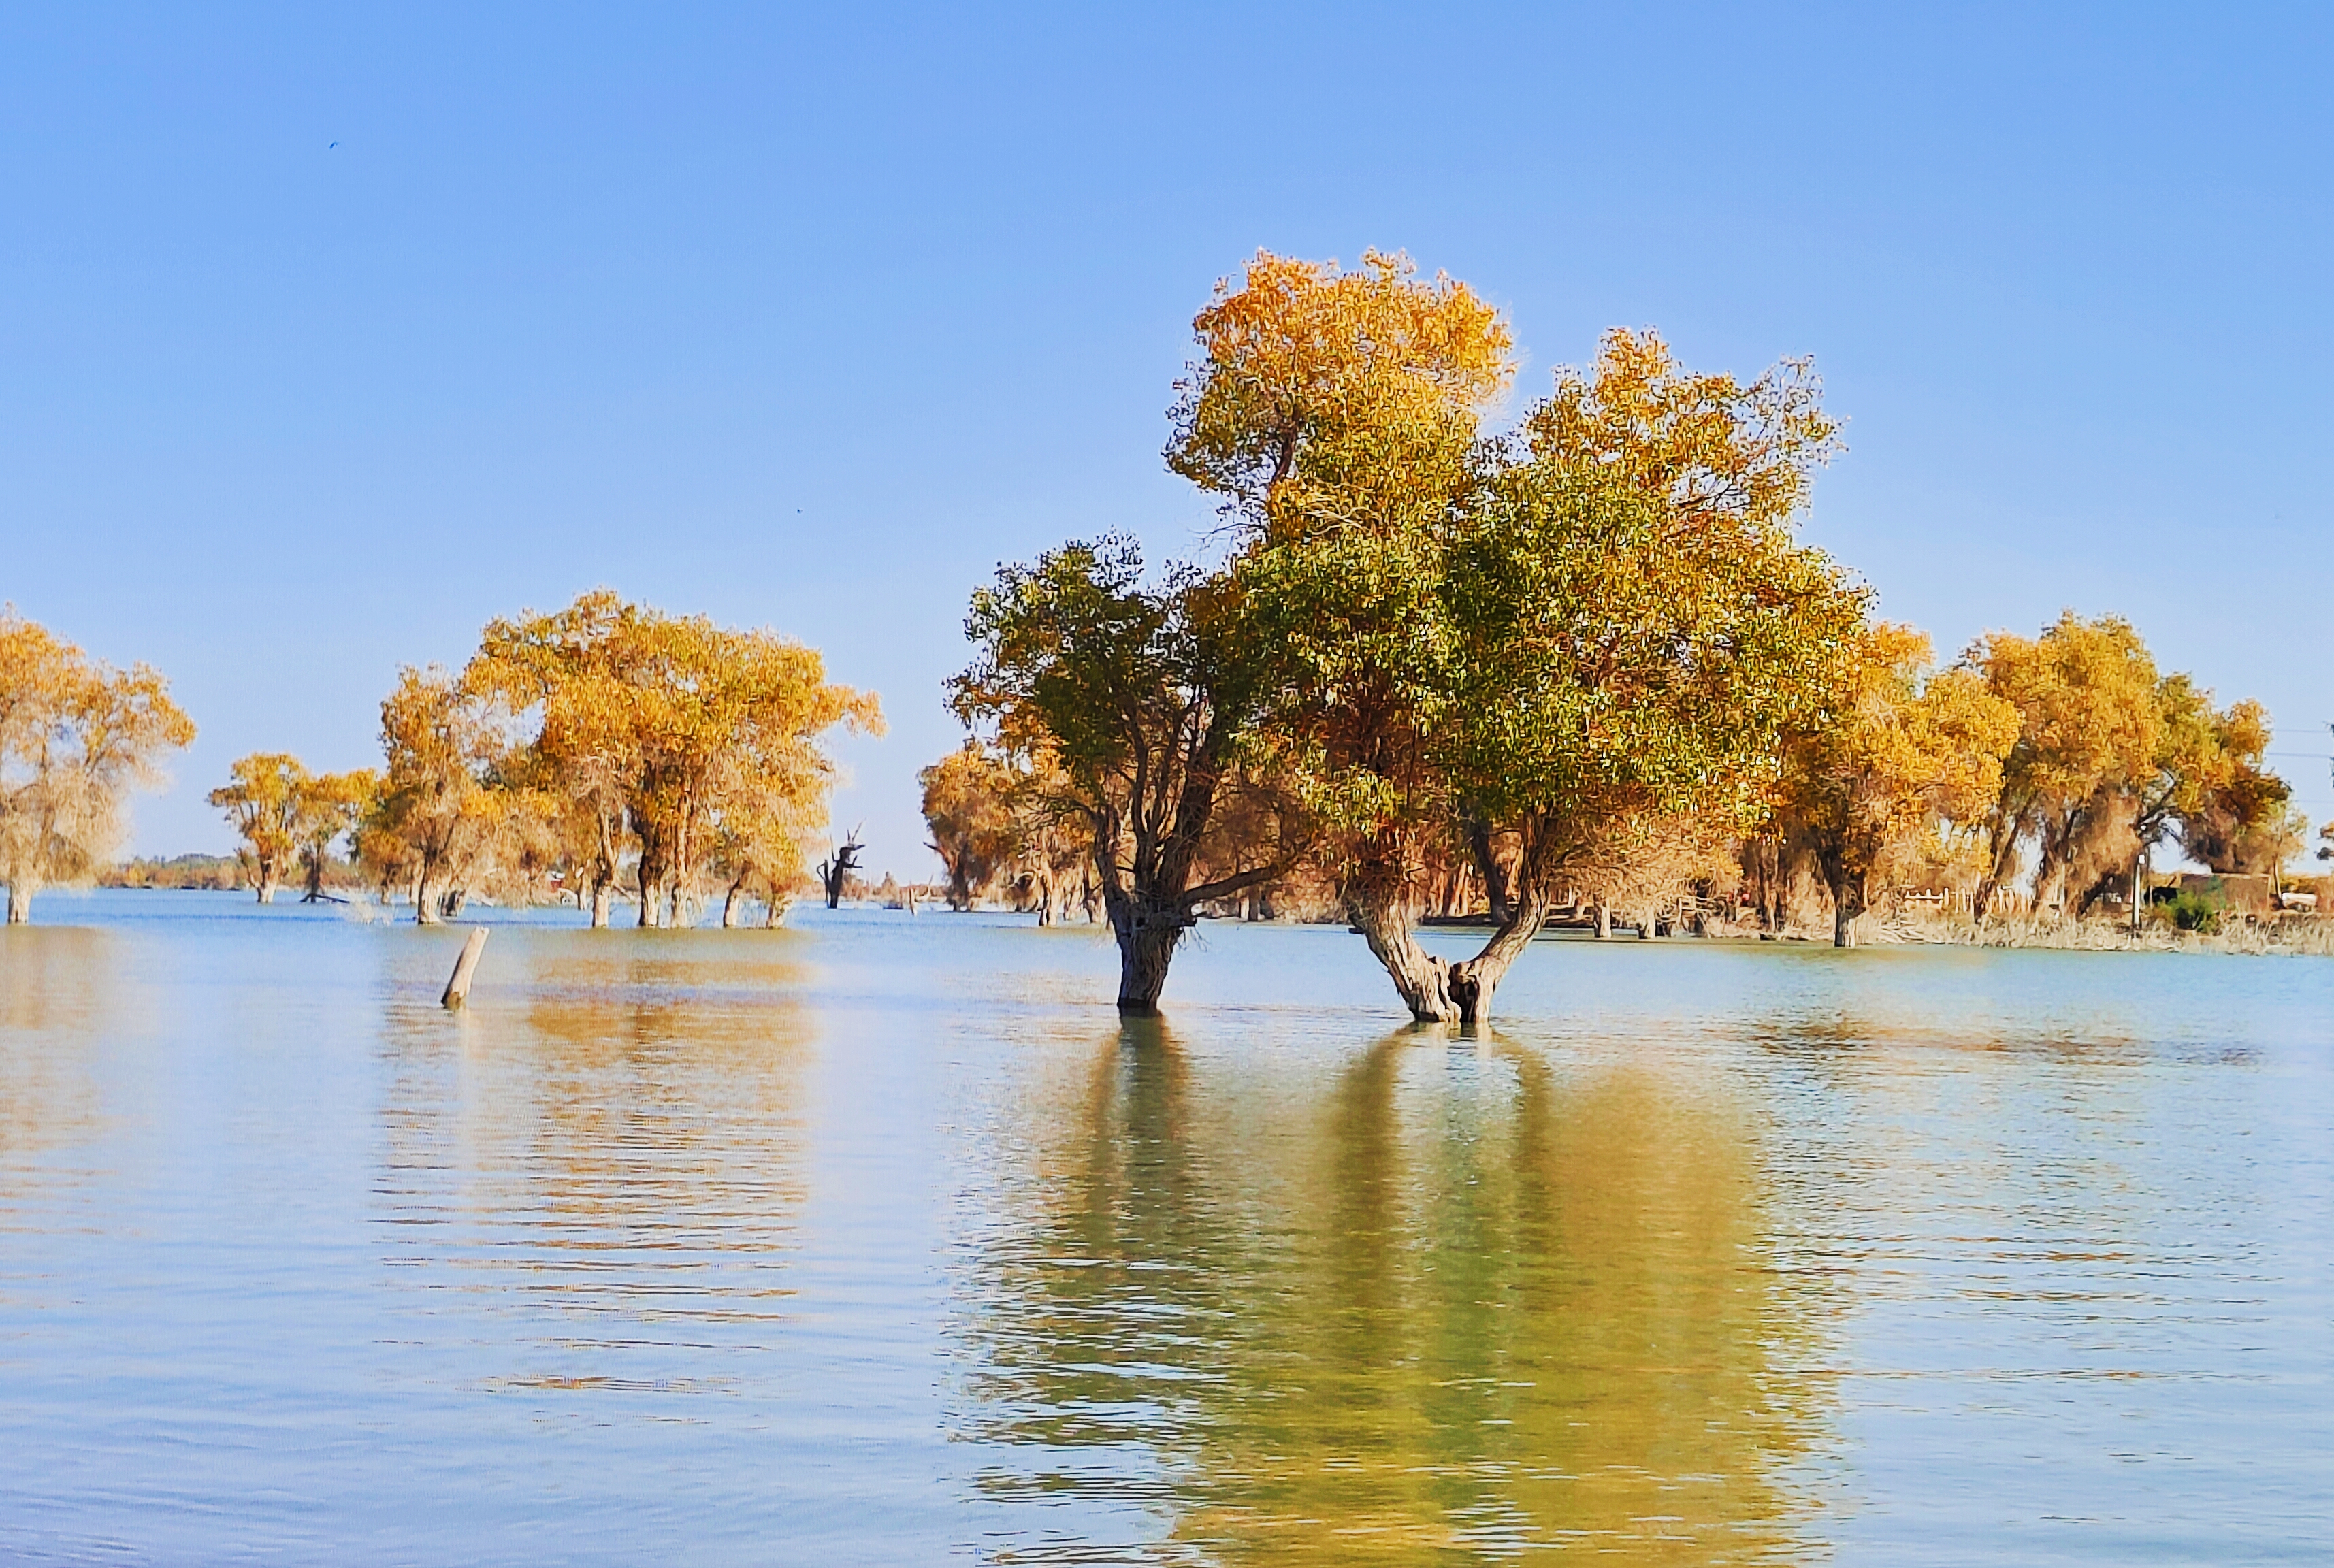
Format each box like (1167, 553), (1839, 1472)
(5, 3), (2330, 872)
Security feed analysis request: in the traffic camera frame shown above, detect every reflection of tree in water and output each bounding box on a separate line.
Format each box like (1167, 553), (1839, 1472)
(375, 941), (814, 1385)
(961, 1022), (1838, 1564)
(0, 927), (120, 1175)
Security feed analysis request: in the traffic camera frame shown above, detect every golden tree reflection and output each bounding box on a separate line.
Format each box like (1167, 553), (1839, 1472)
(961, 1023), (1838, 1563)
(0, 926), (120, 1175)
(375, 936), (815, 1385)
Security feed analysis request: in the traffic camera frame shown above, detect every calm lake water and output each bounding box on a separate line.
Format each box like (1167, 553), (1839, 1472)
(1, 892), (2327, 1565)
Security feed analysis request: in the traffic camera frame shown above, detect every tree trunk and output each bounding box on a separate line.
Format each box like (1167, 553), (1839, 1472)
(1466, 818), (1511, 924)
(1350, 894), (1457, 1022)
(302, 854), (325, 904)
(255, 861), (280, 904)
(5, 880), (31, 924)
(1593, 902), (1612, 940)
(590, 879), (613, 929)
(441, 887), (467, 919)
(415, 874), (443, 925)
(1831, 878), (1864, 948)
(1112, 909), (1188, 1015)
(1447, 885), (1550, 1024)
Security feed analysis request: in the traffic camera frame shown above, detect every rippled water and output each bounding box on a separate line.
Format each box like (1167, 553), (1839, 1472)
(1, 893), (2327, 1564)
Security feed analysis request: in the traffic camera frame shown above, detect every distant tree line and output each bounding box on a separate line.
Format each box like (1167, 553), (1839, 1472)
(926, 250), (2308, 1018)
(0, 594), (878, 927)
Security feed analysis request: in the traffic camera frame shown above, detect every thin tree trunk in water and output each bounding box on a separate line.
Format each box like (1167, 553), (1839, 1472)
(441, 888), (466, 919)
(1112, 910), (1187, 1015)
(415, 875), (443, 925)
(1350, 895), (1457, 1022)
(6, 880), (31, 924)
(2130, 848), (2147, 932)
(590, 880), (613, 929)
(1593, 903), (1612, 940)
(1447, 885), (1550, 1024)
(255, 863), (279, 904)
(721, 881), (744, 928)
(302, 855), (325, 904)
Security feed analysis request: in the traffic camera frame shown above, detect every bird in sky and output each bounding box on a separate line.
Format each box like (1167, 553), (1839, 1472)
(328, 141), (339, 149)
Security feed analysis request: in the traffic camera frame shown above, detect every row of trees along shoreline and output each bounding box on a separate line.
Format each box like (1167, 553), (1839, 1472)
(2, 595), (881, 928)
(1, 250), (2318, 1015)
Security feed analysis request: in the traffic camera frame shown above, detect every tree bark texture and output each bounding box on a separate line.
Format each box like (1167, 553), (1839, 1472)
(1350, 895), (1457, 1022)
(5, 880), (31, 924)
(1830, 877), (1865, 948)
(1112, 907), (1189, 1015)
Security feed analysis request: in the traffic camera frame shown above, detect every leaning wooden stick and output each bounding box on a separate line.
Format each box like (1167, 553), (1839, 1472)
(441, 928), (489, 1009)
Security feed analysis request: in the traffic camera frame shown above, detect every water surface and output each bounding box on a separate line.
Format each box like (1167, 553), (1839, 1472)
(2, 893), (2327, 1563)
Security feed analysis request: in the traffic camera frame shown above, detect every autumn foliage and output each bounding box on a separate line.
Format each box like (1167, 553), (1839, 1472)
(938, 248), (2307, 1015)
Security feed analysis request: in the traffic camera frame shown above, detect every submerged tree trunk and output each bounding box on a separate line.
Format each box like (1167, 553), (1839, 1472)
(255, 861), (280, 904)
(1111, 904), (1190, 1015)
(721, 879), (745, 928)
(301, 853), (326, 904)
(414, 872), (444, 925)
(1593, 902), (1612, 940)
(1446, 885), (1551, 1024)
(590, 879), (613, 929)
(6, 879), (32, 924)
(1350, 894), (1457, 1022)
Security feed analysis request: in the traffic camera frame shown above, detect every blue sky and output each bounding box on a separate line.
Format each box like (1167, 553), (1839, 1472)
(5, 3), (2329, 872)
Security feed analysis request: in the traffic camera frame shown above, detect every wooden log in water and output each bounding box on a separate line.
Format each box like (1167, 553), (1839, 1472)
(441, 927), (489, 1009)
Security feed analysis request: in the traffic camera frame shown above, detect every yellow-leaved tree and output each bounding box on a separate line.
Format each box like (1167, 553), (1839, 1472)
(1774, 623), (2020, 946)
(0, 610), (195, 923)
(210, 753), (308, 903)
(468, 591), (881, 928)
(1970, 613), (2160, 919)
(359, 666), (517, 923)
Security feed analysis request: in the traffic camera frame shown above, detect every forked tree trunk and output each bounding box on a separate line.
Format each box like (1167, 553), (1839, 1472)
(1113, 910), (1188, 1015)
(1350, 896), (1457, 1022)
(1446, 885), (1551, 1024)
(6, 880), (31, 924)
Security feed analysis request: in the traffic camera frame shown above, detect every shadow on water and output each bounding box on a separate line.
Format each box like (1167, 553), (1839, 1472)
(956, 1015), (1843, 1564)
